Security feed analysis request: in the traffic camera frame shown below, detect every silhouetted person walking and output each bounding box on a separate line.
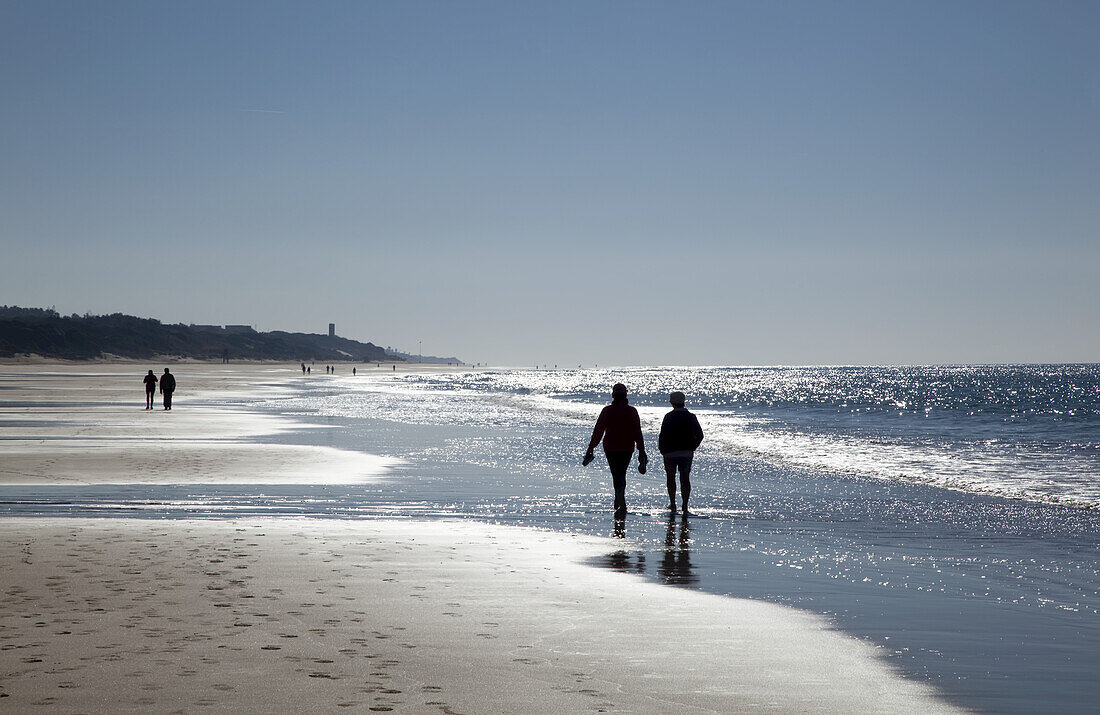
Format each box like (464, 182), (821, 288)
(658, 391), (703, 513)
(160, 368), (176, 410)
(584, 383), (647, 516)
(143, 370), (157, 410)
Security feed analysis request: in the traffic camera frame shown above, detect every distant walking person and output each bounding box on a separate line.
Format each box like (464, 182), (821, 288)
(584, 383), (647, 516)
(142, 370), (157, 410)
(658, 391), (704, 513)
(159, 368), (176, 410)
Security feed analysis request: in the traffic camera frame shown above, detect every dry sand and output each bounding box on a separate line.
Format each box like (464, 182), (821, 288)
(0, 363), (965, 713)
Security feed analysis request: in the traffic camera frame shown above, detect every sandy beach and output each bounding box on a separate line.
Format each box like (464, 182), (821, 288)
(0, 361), (397, 486)
(0, 363), (963, 712)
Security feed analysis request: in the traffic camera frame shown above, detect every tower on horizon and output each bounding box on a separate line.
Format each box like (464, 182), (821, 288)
(328, 323), (335, 337)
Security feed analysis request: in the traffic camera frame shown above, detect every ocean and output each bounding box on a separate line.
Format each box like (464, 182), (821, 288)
(4, 364), (1099, 712)
(327, 364), (1100, 508)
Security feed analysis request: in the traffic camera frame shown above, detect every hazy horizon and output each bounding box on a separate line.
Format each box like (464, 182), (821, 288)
(3, 2), (1098, 366)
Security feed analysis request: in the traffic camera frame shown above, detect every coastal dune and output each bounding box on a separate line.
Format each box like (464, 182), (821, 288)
(0, 363), (963, 712)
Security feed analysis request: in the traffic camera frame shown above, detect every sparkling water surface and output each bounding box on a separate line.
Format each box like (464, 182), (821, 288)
(384, 365), (1100, 508)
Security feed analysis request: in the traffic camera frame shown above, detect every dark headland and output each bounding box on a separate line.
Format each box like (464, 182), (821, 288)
(0, 306), (448, 363)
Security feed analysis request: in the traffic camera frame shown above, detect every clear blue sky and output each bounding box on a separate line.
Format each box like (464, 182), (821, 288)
(2, 1), (1097, 365)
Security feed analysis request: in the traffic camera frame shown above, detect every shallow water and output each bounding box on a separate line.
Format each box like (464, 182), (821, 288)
(3, 368), (1100, 713)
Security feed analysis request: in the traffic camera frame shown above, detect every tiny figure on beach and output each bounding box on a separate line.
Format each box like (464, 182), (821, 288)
(159, 368), (176, 411)
(307, 366), (311, 374)
(352, 367), (356, 376)
(584, 383), (647, 516)
(301, 363), (306, 374)
(658, 391), (704, 513)
(143, 370), (157, 409)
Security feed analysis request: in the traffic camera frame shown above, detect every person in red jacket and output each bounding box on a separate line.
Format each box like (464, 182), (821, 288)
(584, 383), (648, 516)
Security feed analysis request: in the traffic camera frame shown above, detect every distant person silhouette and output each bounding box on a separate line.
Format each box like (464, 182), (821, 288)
(301, 363), (306, 374)
(658, 391), (703, 513)
(159, 368), (176, 410)
(352, 367), (356, 376)
(584, 383), (647, 516)
(142, 370), (157, 410)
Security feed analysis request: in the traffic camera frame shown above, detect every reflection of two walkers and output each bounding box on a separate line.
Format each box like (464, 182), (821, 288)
(583, 383), (704, 517)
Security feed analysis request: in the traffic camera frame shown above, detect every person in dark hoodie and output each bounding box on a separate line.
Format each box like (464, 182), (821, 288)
(584, 383), (647, 516)
(658, 391), (704, 513)
(159, 368), (176, 410)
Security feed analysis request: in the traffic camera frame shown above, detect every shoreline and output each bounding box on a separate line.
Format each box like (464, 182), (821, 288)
(0, 363), (967, 712)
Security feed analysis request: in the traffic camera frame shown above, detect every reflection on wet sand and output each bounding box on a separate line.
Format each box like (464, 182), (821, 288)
(591, 513), (698, 585)
(659, 513), (698, 585)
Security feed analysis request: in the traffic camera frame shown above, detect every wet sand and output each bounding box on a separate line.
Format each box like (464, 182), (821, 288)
(0, 518), (962, 713)
(0, 363), (963, 712)
(0, 361), (395, 485)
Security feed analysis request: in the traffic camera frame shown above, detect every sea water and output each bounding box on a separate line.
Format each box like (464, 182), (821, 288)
(3, 364), (1099, 712)
(351, 364), (1100, 508)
